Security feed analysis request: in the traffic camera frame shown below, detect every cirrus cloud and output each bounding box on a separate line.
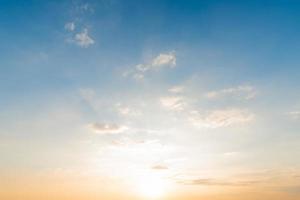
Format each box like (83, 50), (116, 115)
(189, 109), (254, 128)
(205, 85), (257, 100)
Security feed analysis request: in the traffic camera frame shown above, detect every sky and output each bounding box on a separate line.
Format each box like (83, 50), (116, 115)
(0, 0), (300, 199)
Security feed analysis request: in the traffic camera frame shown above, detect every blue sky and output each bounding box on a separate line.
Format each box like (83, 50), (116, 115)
(1, 1), (300, 200)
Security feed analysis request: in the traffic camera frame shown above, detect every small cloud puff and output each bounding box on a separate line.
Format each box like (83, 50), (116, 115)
(151, 52), (176, 68)
(177, 178), (258, 186)
(74, 29), (95, 48)
(88, 122), (128, 134)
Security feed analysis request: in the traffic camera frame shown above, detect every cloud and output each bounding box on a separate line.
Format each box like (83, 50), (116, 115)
(88, 122), (128, 134)
(136, 52), (176, 72)
(160, 96), (186, 111)
(286, 111), (300, 120)
(110, 137), (145, 146)
(168, 85), (185, 93)
(79, 3), (94, 13)
(135, 52), (176, 72)
(177, 178), (259, 186)
(64, 22), (75, 31)
(205, 85), (257, 100)
(189, 109), (254, 128)
(151, 165), (169, 170)
(150, 52), (176, 68)
(124, 51), (176, 80)
(115, 103), (141, 116)
(74, 28), (95, 48)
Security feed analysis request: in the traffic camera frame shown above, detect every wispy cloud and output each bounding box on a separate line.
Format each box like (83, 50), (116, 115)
(205, 85), (257, 100)
(286, 111), (300, 120)
(160, 96), (186, 111)
(150, 52), (176, 69)
(189, 109), (254, 128)
(124, 51), (176, 80)
(151, 165), (169, 170)
(80, 3), (93, 12)
(115, 103), (141, 117)
(88, 122), (128, 134)
(168, 85), (185, 94)
(177, 178), (259, 186)
(64, 22), (75, 31)
(64, 3), (95, 48)
(74, 28), (94, 48)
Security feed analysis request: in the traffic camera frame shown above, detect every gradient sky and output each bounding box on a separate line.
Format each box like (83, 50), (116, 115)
(1, 0), (300, 200)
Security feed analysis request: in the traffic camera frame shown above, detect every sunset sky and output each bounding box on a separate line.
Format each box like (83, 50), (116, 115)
(1, 0), (300, 200)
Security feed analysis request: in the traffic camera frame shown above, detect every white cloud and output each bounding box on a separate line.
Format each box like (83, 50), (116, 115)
(151, 52), (176, 68)
(160, 96), (185, 111)
(117, 106), (131, 115)
(135, 63), (149, 72)
(205, 85), (257, 100)
(64, 22), (75, 31)
(115, 103), (141, 116)
(74, 29), (94, 48)
(124, 51), (176, 80)
(168, 85), (185, 94)
(189, 109), (254, 128)
(136, 52), (176, 72)
(88, 122), (128, 134)
(132, 73), (145, 80)
(287, 111), (300, 120)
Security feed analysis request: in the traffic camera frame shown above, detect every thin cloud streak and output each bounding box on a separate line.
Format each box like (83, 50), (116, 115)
(189, 109), (254, 128)
(205, 85), (257, 100)
(88, 122), (128, 134)
(124, 51), (176, 80)
(177, 178), (261, 187)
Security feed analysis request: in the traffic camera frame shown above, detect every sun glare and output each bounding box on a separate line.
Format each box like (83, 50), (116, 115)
(135, 174), (168, 199)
